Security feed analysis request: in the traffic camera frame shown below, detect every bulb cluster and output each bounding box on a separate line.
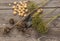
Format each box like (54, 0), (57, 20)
(12, 1), (28, 17)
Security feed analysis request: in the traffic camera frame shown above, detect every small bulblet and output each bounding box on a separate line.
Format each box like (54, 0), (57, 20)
(9, 18), (15, 25)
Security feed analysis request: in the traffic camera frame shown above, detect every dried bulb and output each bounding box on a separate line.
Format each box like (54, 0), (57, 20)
(13, 1), (17, 4)
(12, 6), (16, 8)
(13, 11), (17, 15)
(8, 3), (11, 6)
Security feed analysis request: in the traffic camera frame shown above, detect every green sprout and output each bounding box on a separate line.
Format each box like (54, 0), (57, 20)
(32, 11), (48, 34)
(16, 1), (60, 34)
(28, 1), (48, 34)
(27, 1), (38, 12)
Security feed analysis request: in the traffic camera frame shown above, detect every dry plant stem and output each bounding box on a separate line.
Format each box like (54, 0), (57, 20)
(39, 8), (57, 28)
(44, 9), (57, 23)
(46, 14), (60, 26)
(40, 8), (57, 18)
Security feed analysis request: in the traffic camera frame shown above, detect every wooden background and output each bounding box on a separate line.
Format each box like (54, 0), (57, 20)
(0, 0), (60, 41)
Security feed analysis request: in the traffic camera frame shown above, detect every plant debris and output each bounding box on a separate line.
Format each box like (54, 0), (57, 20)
(3, 27), (11, 34)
